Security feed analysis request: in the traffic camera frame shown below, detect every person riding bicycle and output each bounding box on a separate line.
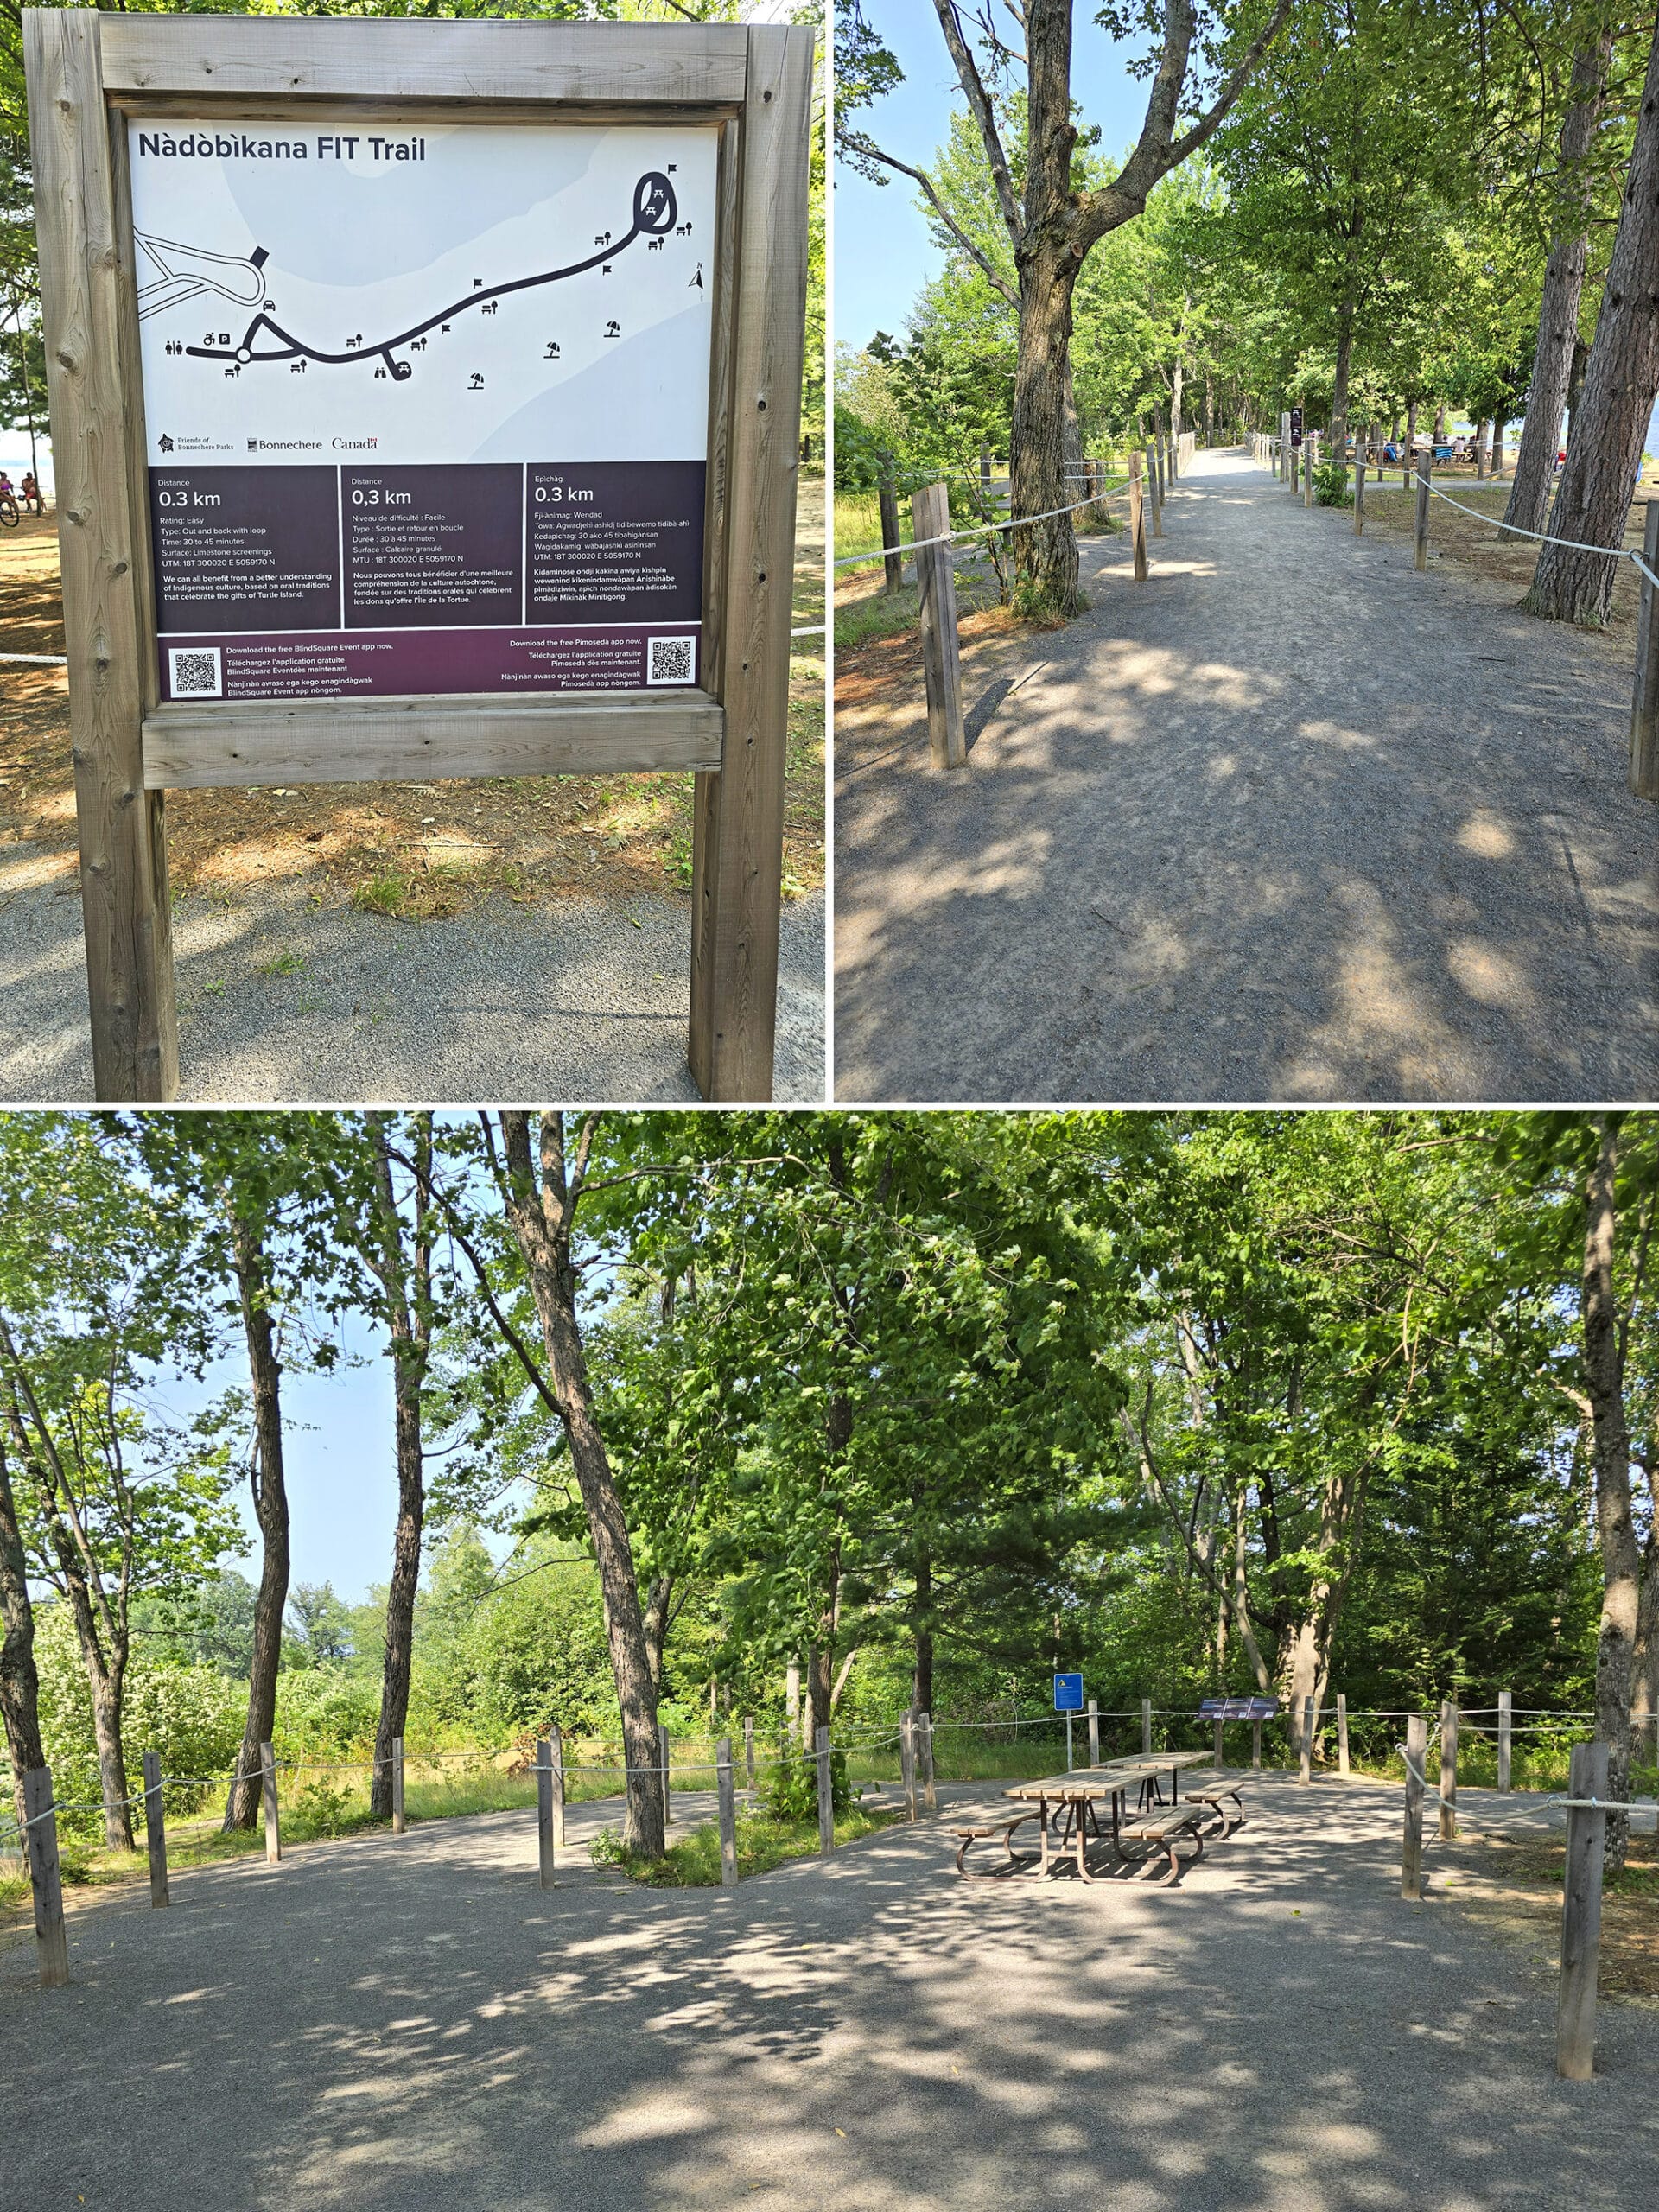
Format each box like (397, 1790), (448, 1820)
(0, 473), (14, 502)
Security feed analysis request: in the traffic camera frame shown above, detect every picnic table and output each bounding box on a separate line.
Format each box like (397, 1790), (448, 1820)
(995, 1751), (1214, 1881)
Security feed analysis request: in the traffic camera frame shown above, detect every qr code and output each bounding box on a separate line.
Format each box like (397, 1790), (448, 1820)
(646, 634), (695, 686)
(169, 646), (222, 698)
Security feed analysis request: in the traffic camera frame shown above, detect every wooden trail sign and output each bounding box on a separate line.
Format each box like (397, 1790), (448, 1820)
(24, 11), (815, 1101)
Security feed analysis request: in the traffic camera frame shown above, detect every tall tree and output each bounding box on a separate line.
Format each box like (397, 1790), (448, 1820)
(0, 1428), (44, 1838)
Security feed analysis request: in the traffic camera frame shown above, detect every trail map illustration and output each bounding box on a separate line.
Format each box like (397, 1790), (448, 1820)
(128, 119), (716, 702)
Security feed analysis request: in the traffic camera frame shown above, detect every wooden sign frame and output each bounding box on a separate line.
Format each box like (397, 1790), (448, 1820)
(23, 11), (815, 1102)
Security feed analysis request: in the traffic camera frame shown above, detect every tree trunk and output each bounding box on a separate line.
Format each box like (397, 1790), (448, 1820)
(1524, 27), (1659, 625)
(1011, 244), (1085, 613)
(1632, 1478), (1659, 1765)
(785, 1656), (800, 1745)
(1329, 293), (1357, 455)
(368, 1115), (431, 1822)
(1171, 351), (1185, 448)
(642, 1576), (672, 1688)
(1060, 353), (1084, 498)
(224, 1203), (290, 1832)
(1406, 400), (1418, 450)
(497, 1113), (664, 1859)
(1505, 42), (1610, 535)
(912, 1548), (934, 1712)
(1204, 369), (1214, 445)
(0, 1433), (44, 1837)
(1493, 415), (1506, 475)
(86, 1662), (131, 1852)
(1580, 1116), (1642, 1869)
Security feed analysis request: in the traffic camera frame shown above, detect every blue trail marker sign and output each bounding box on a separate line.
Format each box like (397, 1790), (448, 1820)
(1053, 1673), (1084, 1713)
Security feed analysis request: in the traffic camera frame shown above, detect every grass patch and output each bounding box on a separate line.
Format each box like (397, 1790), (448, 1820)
(600, 1798), (907, 1885)
(255, 950), (308, 976)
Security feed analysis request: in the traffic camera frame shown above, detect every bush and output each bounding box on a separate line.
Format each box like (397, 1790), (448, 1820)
(1313, 462), (1353, 508)
(763, 1744), (849, 1821)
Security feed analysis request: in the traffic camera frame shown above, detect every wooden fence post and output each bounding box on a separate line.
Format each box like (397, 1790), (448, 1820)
(1557, 1739), (1610, 2080)
(878, 472), (903, 596)
(391, 1736), (405, 1836)
(716, 1734), (738, 1887)
(658, 1723), (672, 1831)
(1214, 1713), (1225, 1769)
(1414, 450), (1431, 570)
(536, 1736), (556, 1888)
(815, 1724), (834, 1856)
(919, 1710), (937, 1811)
(1439, 1700), (1458, 1840)
(1354, 455), (1365, 536)
(142, 1749), (168, 1909)
(743, 1714), (755, 1796)
(1497, 1691), (1512, 1792)
(1141, 1697), (1153, 1756)
(1304, 431), (1316, 506)
(1401, 1713), (1427, 1900)
(1146, 448), (1164, 538)
(1128, 452), (1149, 582)
(1628, 499), (1659, 799)
(1337, 1694), (1350, 1778)
(912, 481), (966, 771)
(1299, 1695), (1314, 1783)
(261, 1742), (281, 1865)
(1087, 1699), (1100, 1766)
(550, 1721), (565, 1851)
(22, 1767), (68, 1988)
(1251, 1716), (1262, 1770)
(900, 1709), (918, 1819)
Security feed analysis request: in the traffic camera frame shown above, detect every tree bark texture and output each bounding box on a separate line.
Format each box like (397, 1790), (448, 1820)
(0, 1433), (44, 1837)
(224, 1203), (290, 1832)
(912, 1549), (934, 1713)
(1505, 35), (1613, 538)
(1526, 27), (1659, 625)
(497, 1113), (664, 1859)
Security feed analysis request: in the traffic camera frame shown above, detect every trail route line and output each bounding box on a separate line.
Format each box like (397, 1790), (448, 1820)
(835, 448), (1659, 1103)
(138, 169), (680, 380)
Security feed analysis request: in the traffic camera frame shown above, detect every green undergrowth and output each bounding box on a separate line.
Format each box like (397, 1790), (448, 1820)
(595, 1800), (907, 1885)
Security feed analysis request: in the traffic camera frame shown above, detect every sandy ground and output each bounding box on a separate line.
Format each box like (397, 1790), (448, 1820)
(834, 449), (1659, 1103)
(3, 1770), (1655, 2212)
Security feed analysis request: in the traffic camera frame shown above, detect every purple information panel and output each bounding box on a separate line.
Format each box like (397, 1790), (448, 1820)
(151, 462), (703, 702)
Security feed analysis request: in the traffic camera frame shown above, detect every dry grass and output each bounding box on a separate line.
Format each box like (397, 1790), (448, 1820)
(0, 488), (824, 918)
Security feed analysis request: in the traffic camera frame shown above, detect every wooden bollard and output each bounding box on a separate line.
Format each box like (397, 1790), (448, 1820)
(1155, 435), (1166, 503)
(1401, 1714), (1427, 1900)
(899, 1710), (917, 1820)
(1304, 431), (1316, 506)
(1251, 1716), (1262, 1770)
(1141, 1697), (1153, 1756)
(1353, 456), (1365, 535)
(1628, 499), (1659, 800)
(743, 1714), (755, 1796)
(911, 481), (966, 770)
(1440, 1700), (1458, 1840)
(1146, 448), (1163, 537)
(1298, 1694), (1314, 1783)
(261, 1742), (281, 1865)
(878, 474), (903, 596)
(1414, 451), (1431, 569)
(1337, 1694), (1350, 1777)
(536, 1737), (556, 1886)
(919, 1710), (936, 1811)
(1557, 1739), (1609, 2080)
(24, 1767), (69, 1987)
(1214, 1713), (1225, 1769)
(1128, 452), (1149, 582)
(391, 1735), (405, 1835)
(549, 1721), (565, 1850)
(716, 1734), (737, 1887)
(142, 1749), (168, 1908)
(1497, 1691), (1512, 1792)
(814, 1725), (834, 1856)
(658, 1722), (672, 1829)
(1087, 1698), (1100, 1766)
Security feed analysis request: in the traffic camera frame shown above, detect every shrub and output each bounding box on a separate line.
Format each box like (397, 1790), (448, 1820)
(1313, 462), (1353, 508)
(763, 1744), (849, 1821)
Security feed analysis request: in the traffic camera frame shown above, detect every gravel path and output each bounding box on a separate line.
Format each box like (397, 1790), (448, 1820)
(835, 449), (1659, 1102)
(3, 1770), (1652, 2211)
(0, 855), (823, 1102)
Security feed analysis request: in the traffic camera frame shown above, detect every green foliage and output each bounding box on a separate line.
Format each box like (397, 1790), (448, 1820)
(1312, 461), (1352, 507)
(763, 1744), (848, 1820)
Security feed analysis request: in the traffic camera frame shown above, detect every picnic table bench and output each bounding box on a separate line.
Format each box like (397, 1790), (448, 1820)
(954, 1751), (1219, 1883)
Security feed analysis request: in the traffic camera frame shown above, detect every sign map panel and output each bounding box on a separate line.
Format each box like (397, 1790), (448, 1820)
(128, 117), (717, 702)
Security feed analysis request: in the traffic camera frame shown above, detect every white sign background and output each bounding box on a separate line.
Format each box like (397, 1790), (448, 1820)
(128, 118), (718, 467)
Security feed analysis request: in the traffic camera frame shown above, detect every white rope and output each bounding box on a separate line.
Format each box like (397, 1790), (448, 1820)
(0, 652), (66, 664)
(1416, 475), (1646, 562)
(833, 482), (1129, 572)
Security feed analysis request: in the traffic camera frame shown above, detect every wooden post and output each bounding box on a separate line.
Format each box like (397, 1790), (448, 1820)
(1299, 1695), (1314, 1783)
(911, 482), (966, 771)
(1304, 431), (1316, 506)
(1154, 435), (1166, 505)
(1128, 451), (1149, 582)
(1414, 449), (1431, 570)
(1087, 1699), (1099, 1766)
(536, 1736), (556, 1888)
(261, 1742), (281, 1864)
(1497, 1691), (1513, 1792)
(549, 1720), (565, 1850)
(1251, 1716), (1262, 1770)
(919, 1710), (936, 1811)
(25, 6), (179, 1098)
(22, 1767), (68, 1988)
(658, 1722), (672, 1830)
(814, 1724), (834, 1856)
(743, 1713), (755, 1796)
(1337, 1694), (1350, 1778)
(1439, 1700), (1458, 1840)
(1146, 448), (1163, 538)
(878, 473), (903, 595)
(142, 1749), (168, 1908)
(899, 1709), (917, 1819)
(1065, 1710), (1074, 1772)
(1557, 1739), (1610, 2080)
(1629, 499), (1659, 800)
(391, 1736), (405, 1836)
(1401, 1713), (1427, 1901)
(716, 1733), (738, 1887)
(1141, 1697), (1152, 1755)
(1354, 456), (1365, 536)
